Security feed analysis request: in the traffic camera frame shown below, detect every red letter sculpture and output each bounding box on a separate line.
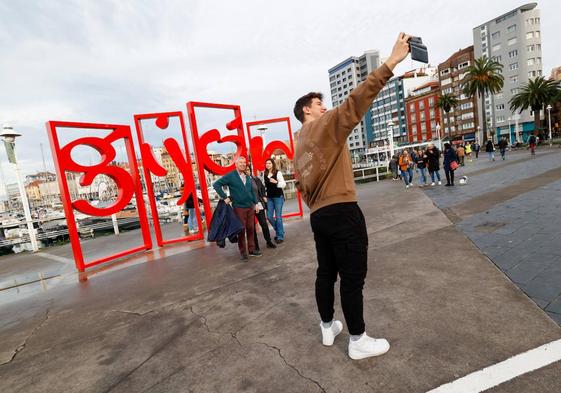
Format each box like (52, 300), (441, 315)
(46, 121), (152, 272)
(134, 111), (204, 246)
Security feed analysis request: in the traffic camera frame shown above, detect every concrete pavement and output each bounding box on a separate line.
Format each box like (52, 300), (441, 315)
(1, 174), (560, 392)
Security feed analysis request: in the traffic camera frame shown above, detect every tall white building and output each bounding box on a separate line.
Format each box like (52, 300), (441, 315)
(369, 67), (438, 144)
(473, 3), (542, 142)
(328, 50), (381, 158)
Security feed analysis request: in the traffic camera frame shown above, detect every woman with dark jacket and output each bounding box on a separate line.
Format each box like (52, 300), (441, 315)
(246, 168), (277, 250)
(485, 139), (495, 161)
(443, 143), (458, 187)
(425, 143), (442, 186)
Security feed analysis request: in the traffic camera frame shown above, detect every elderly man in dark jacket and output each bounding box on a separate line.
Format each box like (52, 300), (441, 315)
(213, 156), (261, 261)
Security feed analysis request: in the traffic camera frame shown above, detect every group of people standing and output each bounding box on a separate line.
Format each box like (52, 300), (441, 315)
(212, 156), (287, 261)
(389, 142), (461, 188)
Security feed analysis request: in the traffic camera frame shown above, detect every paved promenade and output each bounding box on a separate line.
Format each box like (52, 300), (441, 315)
(423, 147), (561, 324)
(1, 153), (561, 392)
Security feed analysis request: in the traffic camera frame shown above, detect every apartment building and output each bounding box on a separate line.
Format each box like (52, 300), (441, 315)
(328, 50), (381, 158)
(438, 46), (479, 141)
(473, 3), (542, 141)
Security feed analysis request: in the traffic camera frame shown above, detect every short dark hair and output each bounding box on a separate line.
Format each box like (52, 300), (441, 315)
(293, 92), (323, 123)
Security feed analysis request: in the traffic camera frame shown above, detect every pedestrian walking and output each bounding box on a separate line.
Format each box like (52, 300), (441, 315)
(415, 148), (428, 187)
(465, 142), (472, 162)
(498, 137), (508, 160)
(264, 158), (286, 244)
(389, 155), (399, 180)
(443, 143), (458, 186)
(398, 149), (414, 189)
(528, 134), (537, 157)
(473, 140), (480, 159)
(213, 156), (262, 261)
(485, 139), (495, 161)
(425, 143), (442, 186)
(457, 144), (465, 166)
(293, 32), (410, 360)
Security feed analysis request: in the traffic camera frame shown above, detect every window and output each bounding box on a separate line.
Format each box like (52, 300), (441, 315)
(529, 71), (536, 78)
(535, 31), (540, 38)
(411, 113), (416, 122)
(528, 58), (535, 66)
(508, 49), (518, 58)
(536, 57), (542, 65)
(496, 104), (505, 110)
(509, 62), (519, 70)
(491, 31), (501, 40)
(526, 32), (534, 39)
(497, 116), (506, 123)
(537, 70), (542, 76)
(420, 112), (426, 121)
(527, 45), (535, 52)
(535, 17), (540, 24)
(508, 37), (517, 46)
(507, 24), (516, 33)
(429, 97), (434, 106)
(536, 44), (541, 51)
(410, 103), (414, 111)
(492, 44), (501, 51)
(492, 55), (502, 62)
(419, 101), (425, 110)
(510, 75), (518, 83)
(421, 123), (427, 131)
(511, 88), (520, 95)
(526, 18), (534, 26)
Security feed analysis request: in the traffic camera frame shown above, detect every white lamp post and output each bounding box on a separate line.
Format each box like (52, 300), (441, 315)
(1, 125), (39, 252)
(256, 125), (268, 148)
(507, 117), (513, 145)
(547, 104), (553, 147)
(387, 121), (395, 159)
(435, 123), (442, 150)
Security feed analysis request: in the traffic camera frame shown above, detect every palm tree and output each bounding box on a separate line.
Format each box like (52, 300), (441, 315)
(509, 77), (561, 136)
(436, 93), (458, 136)
(462, 57), (504, 142)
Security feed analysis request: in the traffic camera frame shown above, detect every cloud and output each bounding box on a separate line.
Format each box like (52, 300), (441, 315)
(0, 0), (559, 190)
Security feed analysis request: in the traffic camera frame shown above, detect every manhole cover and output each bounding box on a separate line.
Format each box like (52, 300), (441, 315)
(475, 222), (506, 233)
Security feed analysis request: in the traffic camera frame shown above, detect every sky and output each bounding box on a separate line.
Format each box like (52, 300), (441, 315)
(0, 0), (559, 196)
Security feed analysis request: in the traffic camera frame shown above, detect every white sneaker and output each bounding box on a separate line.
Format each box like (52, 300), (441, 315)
(320, 320), (343, 346)
(431, 182), (435, 186)
(405, 184), (410, 189)
(438, 181), (442, 185)
(348, 334), (390, 360)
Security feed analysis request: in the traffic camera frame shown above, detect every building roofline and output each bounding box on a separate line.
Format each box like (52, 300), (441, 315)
(328, 57), (358, 74)
(473, 2), (537, 29)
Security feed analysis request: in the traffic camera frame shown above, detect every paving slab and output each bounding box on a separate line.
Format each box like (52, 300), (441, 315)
(1, 181), (560, 392)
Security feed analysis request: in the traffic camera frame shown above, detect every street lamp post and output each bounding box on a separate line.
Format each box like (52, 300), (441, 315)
(435, 123), (442, 150)
(507, 117), (513, 145)
(1, 125), (39, 252)
(547, 104), (553, 147)
(476, 126), (482, 146)
(387, 121), (395, 159)
(256, 125), (268, 149)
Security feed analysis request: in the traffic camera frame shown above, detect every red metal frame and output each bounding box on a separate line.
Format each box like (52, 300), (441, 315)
(133, 112), (204, 246)
(186, 102), (248, 229)
(246, 117), (303, 219)
(45, 121), (152, 272)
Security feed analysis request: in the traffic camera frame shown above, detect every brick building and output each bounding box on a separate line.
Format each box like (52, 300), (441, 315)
(405, 82), (442, 143)
(438, 46), (479, 141)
